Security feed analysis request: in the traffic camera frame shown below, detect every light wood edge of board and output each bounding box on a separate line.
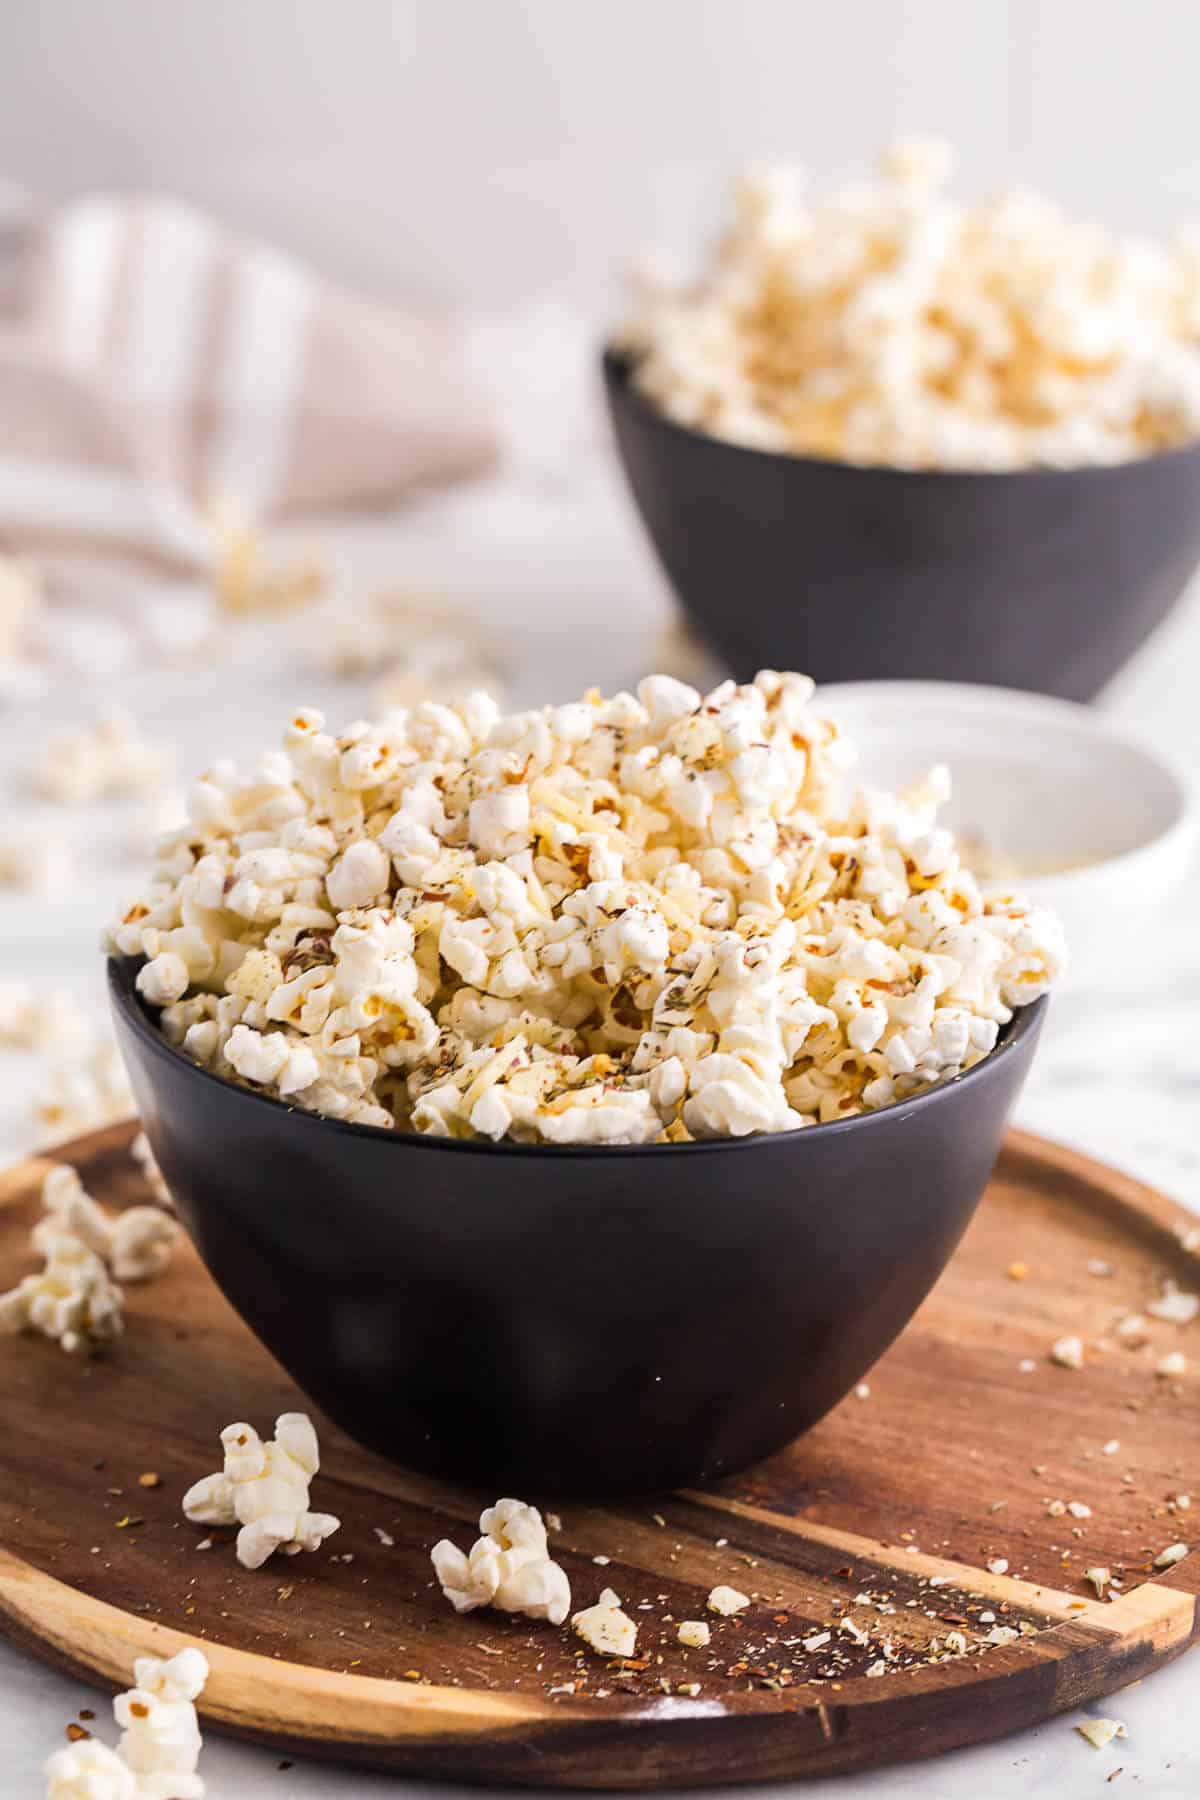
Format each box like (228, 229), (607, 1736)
(2, 1542), (1196, 1752)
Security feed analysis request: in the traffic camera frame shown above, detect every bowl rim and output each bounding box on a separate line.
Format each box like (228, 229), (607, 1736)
(602, 343), (1200, 482)
(108, 954), (1047, 1161)
(816, 678), (1198, 885)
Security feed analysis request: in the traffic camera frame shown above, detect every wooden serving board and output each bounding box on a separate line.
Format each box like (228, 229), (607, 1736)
(1, 1124), (1198, 1789)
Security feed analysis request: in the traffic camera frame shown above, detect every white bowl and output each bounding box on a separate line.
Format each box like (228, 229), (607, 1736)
(819, 681), (1198, 989)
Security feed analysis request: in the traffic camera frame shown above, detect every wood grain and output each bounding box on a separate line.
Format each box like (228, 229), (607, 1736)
(1, 1124), (1197, 1788)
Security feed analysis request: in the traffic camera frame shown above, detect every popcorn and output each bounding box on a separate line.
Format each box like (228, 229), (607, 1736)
(44, 1647), (209, 1799)
(35, 712), (172, 806)
(45, 1738), (138, 1799)
(431, 1497), (571, 1625)
(1051, 1335), (1085, 1370)
(0, 825), (73, 896)
(35, 1042), (135, 1145)
(182, 1413), (340, 1570)
(1147, 1281), (1199, 1325)
(109, 674), (1058, 1145)
(707, 1584), (750, 1616)
(1154, 1542), (1189, 1567)
(620, 135), (1200, 469)
(131, 1131), (174, 1210)
(0, 1225), (123, 1353)
(678, 1619), (711, 1648)
(114, 1647), (209, 1798)
(572, 1587), (638, 1657)
(0, 982), (91, 1056)
(36, 1163), (178, 1282)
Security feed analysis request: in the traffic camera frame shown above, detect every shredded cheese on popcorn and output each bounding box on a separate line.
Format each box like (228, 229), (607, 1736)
(620, 134), (1200, 470)
(108, 671), (1061, 1145)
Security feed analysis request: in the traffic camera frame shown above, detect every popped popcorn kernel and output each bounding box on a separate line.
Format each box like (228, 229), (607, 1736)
(109, 674), (1058, 1145)
(431, 1497), (570, 1625)
(182, 1412), (340, 1570)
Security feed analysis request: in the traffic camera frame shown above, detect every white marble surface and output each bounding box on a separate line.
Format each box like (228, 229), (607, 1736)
(2, 457), (1198, 1795)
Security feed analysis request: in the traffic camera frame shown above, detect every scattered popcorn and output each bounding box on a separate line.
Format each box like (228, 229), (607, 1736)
(431, 1497), (570, 1625)
(1116, 1313), (1149, 1345)
(208, 497), (327, 616)
(1067, 1501), (1092, 1520)
(572, 1587), (638, 1658)
(36, 1164), (178, 1283)
(1156, 1350), (1188, 1378)
(864, 1659), (888, 1677)
(677, 1619), (711, 1648)
(130, 1131), (174, 1210)
(983, 1625), (1020, 1647)
(854, 1382), (870, 1400)
(109, 675), (1059, 1144)
(1051, 1335), (1085, 1370)
(986, 1557), (1009, 1575)
(1084, 1566), (1112, 1597)
(1147, 1282), (1199, 1325)
(1153, 1542), (1189, 1568)
(0, 1222), (123, 1354)
(0, 825), (73, 897)
(44, 1644), (209, 1797)
(45, 1738), (138, 1799)
(1087, 1259), (1114, 1277)
(114, 1647), (209, 1797)
(943, 1630), (968, 1655)
(802, 1631), (831, 1652)
(1102, 1439), (1120, 1456)
(621, 136), (1200, 470)
(1075, 1717), (1127, 1751)
(708, 1584), (751, 1616)
(35, 1041), (135, 1145)
(35, 712), (172, 806)
(182, 1412), (340, 1570)
(0, 982), (92, 1056)
(1047, 1499), (1067, 1517)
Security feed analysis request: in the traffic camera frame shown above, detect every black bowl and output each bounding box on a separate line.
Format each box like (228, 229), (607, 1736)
(604, 349), (1200, 702)
(110, 956), (1045, 1496)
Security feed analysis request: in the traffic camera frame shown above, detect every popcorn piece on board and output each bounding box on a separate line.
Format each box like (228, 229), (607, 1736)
(0, 981), (92, 1055)
(36, 1041), (135, 1145)
(36, 1163), (179, 1283)
(108, 673), (1062, 1146)
(678, 1619), (711, 1648)
(182, 1413), (340, 1569)
(431, 1496), (571, 1625)
(572, 1587), (638, 1658)
(131, 1130), (175, 1211)
(0, 1225), (123, 1354)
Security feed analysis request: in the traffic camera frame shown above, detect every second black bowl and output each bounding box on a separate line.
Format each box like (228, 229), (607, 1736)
(604, 349), (1200, 702)
(111, 956), (1045, 1496)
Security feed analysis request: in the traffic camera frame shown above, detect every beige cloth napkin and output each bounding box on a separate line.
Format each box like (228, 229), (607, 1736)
(0, 193), (498, 570)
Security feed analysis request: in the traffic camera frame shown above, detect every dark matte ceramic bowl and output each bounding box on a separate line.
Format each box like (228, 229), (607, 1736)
(604, 349), (1200, 702)
(110, 956), (1045, 1495)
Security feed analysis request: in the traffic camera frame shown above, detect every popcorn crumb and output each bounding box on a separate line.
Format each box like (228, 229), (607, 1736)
(35, 711), (171, 806)
(573, 1587), (638, 1658)
(431, 1497), (570, 1625)
(1156, 1351), (1188, 1379)
(1075, 1717), (1127, 1751)
(374, 1527), (395, 1547)
(1102, 1439), (1120, 1456)
(1067, 1501), (1092, 1520)
(1087, 1259), (1114, 1277)
(802, 1630), (831, 1652)
(1116, 1313), (1148, 1344)
(1051, 1335), (1085, 1370)
(1084, 1566), (1112, 1597)
(983, 1625), (1020, 1647)
(183, 1413), (340, 1570)
(864, 1659), (888, 1677)
(854, 1382), (870, 1400)
(708, 1584), (751, 1616)
(986, 1557), (1009, 1575)
(677, 1620), (711, 1649)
